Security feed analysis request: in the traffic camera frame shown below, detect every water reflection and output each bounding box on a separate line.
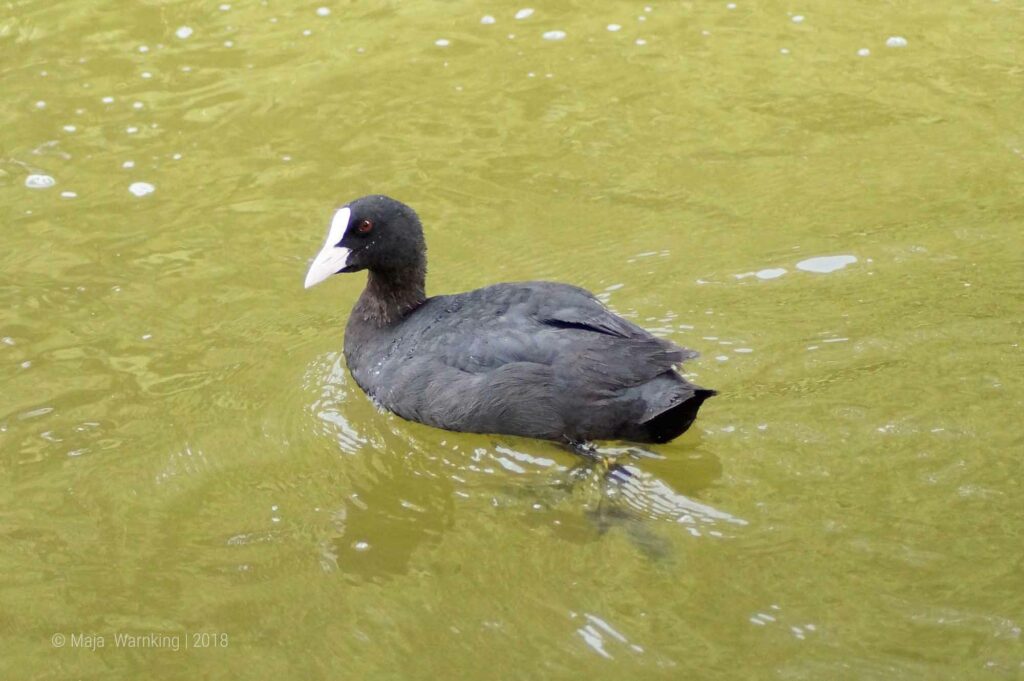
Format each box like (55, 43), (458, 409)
(306, 349), (746, 572)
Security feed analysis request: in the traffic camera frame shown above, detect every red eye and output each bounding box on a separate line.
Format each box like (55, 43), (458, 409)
(357, 219), (374, 234)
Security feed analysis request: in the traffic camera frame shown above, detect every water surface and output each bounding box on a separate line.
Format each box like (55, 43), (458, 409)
(2, 1), (1022, 679)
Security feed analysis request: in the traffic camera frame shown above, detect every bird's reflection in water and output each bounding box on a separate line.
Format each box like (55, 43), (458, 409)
(308, 351), (744, 573)
(507, 446), (748, 559)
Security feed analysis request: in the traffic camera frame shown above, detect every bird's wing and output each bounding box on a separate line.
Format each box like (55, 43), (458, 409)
(419, 283), (697, 388)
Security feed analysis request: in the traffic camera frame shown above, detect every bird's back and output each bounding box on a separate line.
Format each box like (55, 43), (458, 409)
(344, 281), (713, 443)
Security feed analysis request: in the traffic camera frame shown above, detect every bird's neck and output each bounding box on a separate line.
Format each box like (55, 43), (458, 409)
(354, 263), (427, 326)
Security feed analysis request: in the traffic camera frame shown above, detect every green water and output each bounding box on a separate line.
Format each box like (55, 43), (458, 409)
(2, 1), (1022, 678)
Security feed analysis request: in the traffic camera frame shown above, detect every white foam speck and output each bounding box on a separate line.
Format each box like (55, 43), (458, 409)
(25, 174), (56, 189)
(857, 48), (870, 56)
(63, 124), (77, 132)
(126, 126), (139, 134)
(175, 26), (193, 39)
(780, 47), (790, 54)
(101, 96), (114, 104)
(886, 36), (908, 48)
(542, 30), (566, 40)
(122, 160), (135, 169)
(35, 100), (46, 109)
(60, 191), (78, 199)
(644, 5), (652, 10)
(172, 153), (182, 160)
(792, 15), (805, 23)
(715, 355), (729, 361)
(133, 101), (144, 109)
(735, 348), (753, 353)
(353, 541), (370, 551)
(607, 23), (622, 31)
(128, 182), (155, 197)
(756, 267), (787, 279)
(435, 38), (450, 47)
(316, 6), (330, 16)
(138, 45), (149, 53)
(481, 15), (496, 24)
(302, 29), (312, 36)
(224, 40), (234, 47)
(141, 71), (153, 79)
(515, 8), (534, 20)
(796, 255), (857, 273)
(635, 38), (647, 45)
(219, 3), (231, 10)
(727, 2), (737, 9)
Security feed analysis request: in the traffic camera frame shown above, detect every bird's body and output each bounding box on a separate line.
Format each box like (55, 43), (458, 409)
(305, 196), (715, 445)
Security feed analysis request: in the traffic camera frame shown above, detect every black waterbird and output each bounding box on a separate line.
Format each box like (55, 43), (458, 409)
(304, 195), (715, 445)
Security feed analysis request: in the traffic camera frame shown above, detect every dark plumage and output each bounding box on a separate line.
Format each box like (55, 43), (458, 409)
(304, 195), (715, 444)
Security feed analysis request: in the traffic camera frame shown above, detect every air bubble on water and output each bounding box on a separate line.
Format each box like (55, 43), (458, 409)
(515, 8), (534, 20)
(35, 100), (46, 109)
(857, 48), (870, 56)
(481, 15), (496, 24)
(133, 101), (144, 109)
(122, 160), (135, 169)
(607, 24), (622, 31)
(791, 15), (805, 23)
(796, 255), (857, 273)
(316, 6), (330, 16)
(886, 36), (908, 48)
(61, 191), (78, 199)
(175, 26), (193, 39)
(435, 38), (450, 46)
(128, 182), (155, 197)
(25, 174), (56, 189)
(756, 267), (786, 279)
(63, 124), (76, 132)
(542, 30), (566, 40)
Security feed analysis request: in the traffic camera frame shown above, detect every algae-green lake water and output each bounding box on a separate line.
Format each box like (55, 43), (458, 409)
(2, 1), (1022, 679)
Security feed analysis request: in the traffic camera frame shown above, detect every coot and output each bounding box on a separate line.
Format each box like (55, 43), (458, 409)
(304, 195), (715, 444)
